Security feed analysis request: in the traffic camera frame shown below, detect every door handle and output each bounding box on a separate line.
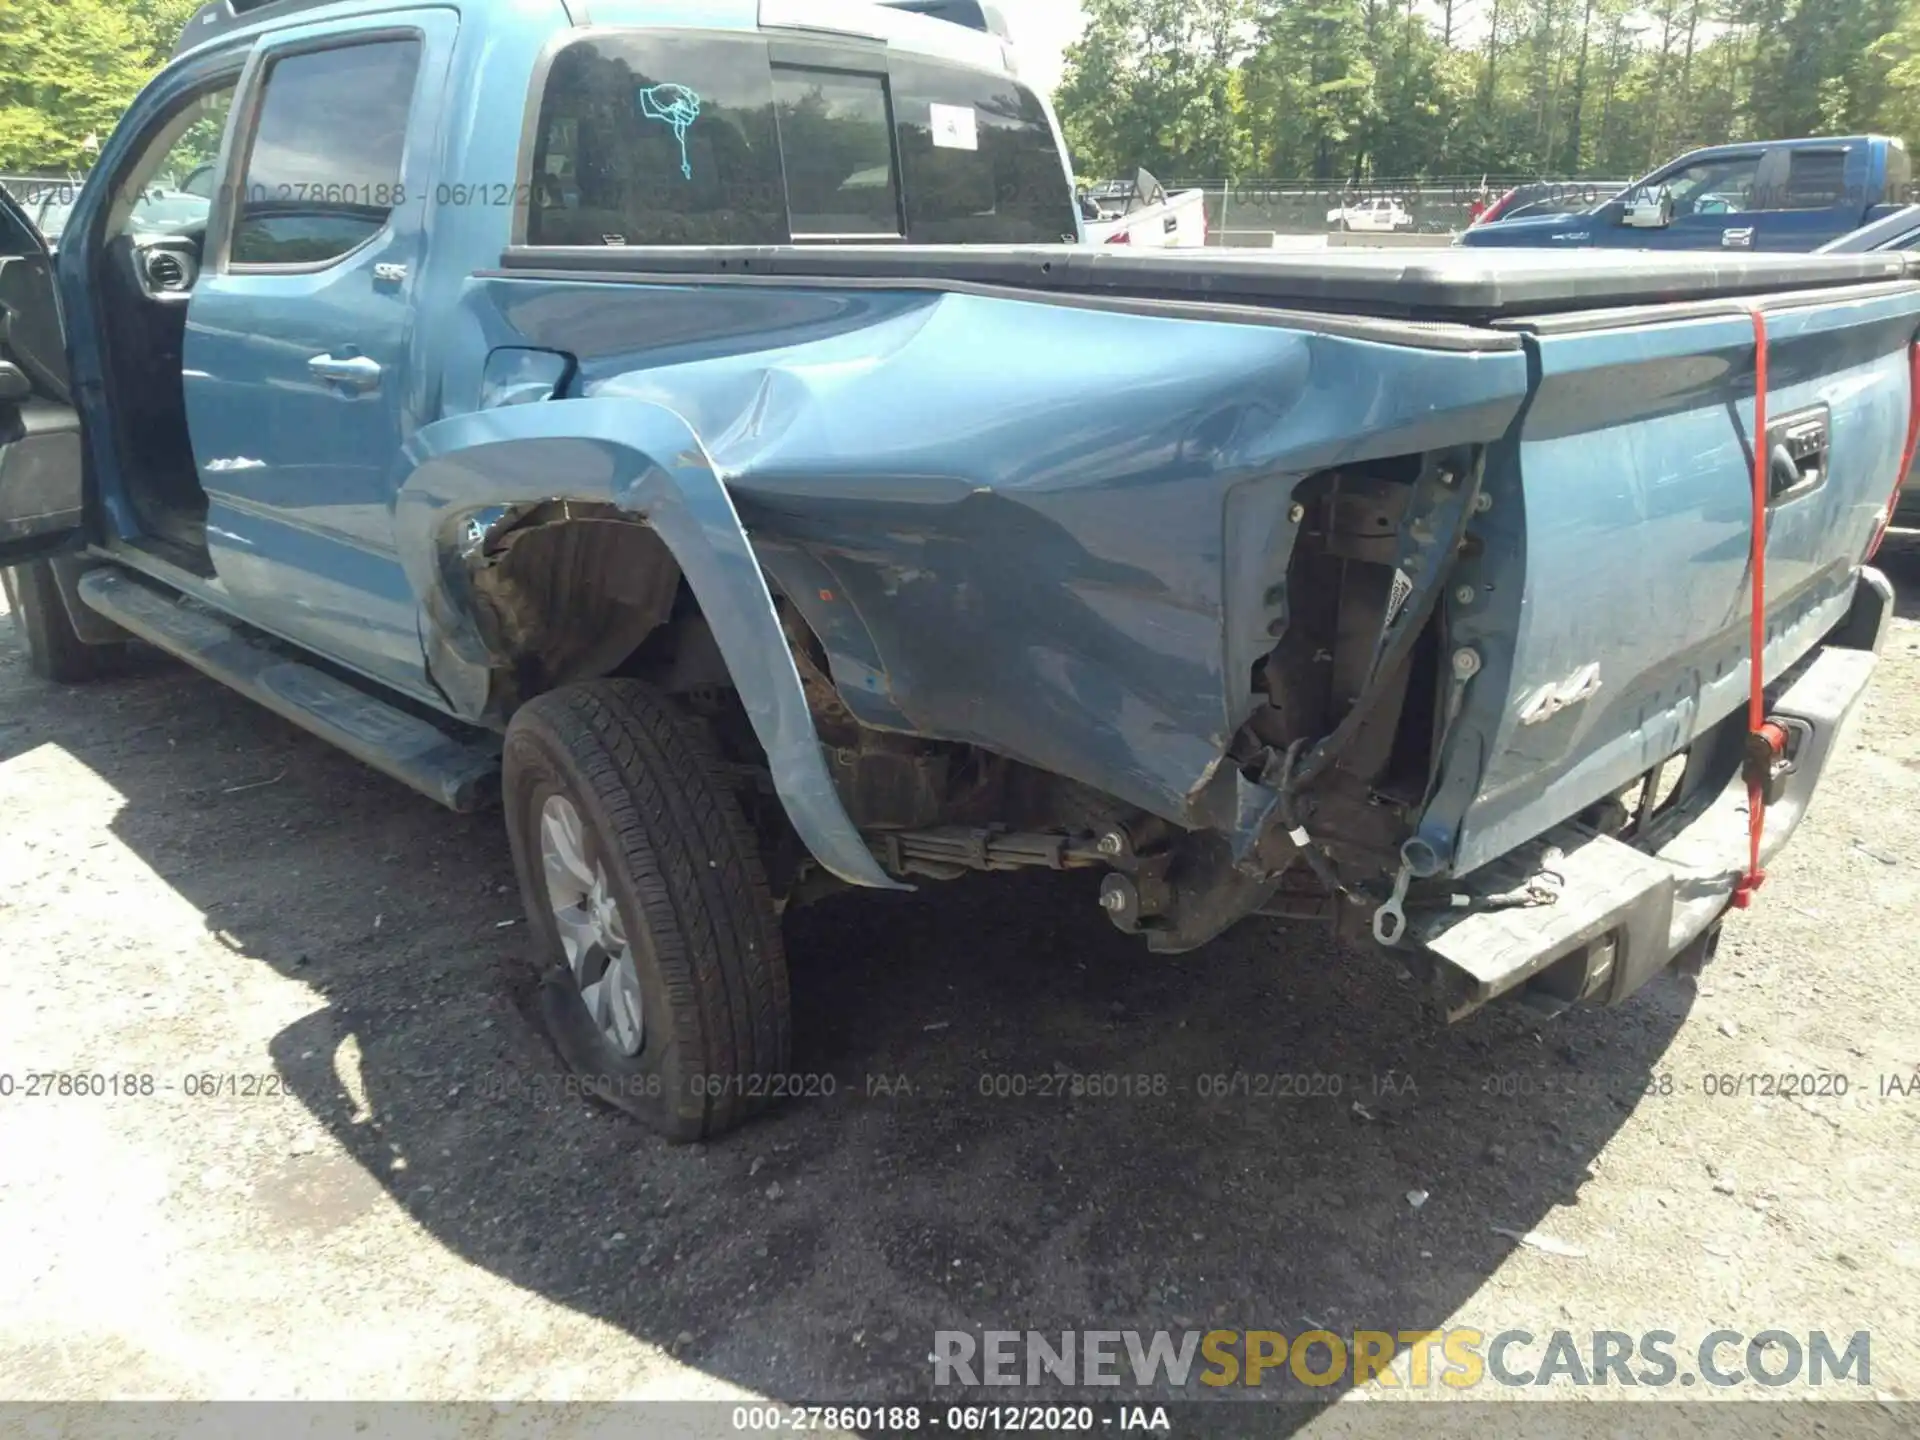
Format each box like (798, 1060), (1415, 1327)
(308, 353), (383, 393)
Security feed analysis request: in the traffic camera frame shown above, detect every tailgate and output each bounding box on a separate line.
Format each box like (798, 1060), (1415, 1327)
(1425, 279), (1920, 877)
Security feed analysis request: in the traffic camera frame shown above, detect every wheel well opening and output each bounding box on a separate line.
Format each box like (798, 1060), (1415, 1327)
(468, 508), (1144, 896)
(466, 504), (688, 709)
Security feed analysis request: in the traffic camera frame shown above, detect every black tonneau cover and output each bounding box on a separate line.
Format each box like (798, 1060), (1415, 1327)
(502, 244), (1918, 323)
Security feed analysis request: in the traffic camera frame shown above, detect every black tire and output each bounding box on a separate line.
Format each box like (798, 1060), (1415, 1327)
(1, 560), (128, 683)
(502, 679), (791, 1142)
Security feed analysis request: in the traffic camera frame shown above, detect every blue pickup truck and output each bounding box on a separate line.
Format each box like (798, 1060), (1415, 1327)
(1461, 135), (1912, 252)
(1, 0), (1911, 1140)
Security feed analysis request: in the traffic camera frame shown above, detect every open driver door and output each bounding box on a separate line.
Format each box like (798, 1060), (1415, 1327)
(0, 185), (85, 566)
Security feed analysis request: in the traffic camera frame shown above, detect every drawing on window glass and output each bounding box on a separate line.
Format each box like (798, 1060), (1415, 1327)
(637, 84), (703, 179)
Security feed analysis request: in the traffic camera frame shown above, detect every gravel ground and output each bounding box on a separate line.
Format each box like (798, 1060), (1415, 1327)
(2, 549), (1918, 1435)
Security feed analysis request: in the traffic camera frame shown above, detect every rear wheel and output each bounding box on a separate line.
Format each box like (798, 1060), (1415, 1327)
(1, 560), (129, 683)
(502, 679), (792, 1141)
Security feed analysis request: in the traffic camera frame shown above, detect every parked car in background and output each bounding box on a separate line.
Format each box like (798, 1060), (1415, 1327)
(1327, 195), (1412, 232)
(1079, 168), (1207, 248)
(1468, 180), (1626, 228)
(1460, 136), (1911, 251)
(28, 194), (78, 245)
(1, 0), (1910, 1149)
(22, 186), (210, 250)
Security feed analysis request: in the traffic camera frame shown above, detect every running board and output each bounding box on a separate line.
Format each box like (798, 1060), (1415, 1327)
(75, 568), (501, 812)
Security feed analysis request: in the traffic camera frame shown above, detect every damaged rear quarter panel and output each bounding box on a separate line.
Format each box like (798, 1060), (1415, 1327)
(397, 397), (906, 892)
(477, 276), (1532, 830)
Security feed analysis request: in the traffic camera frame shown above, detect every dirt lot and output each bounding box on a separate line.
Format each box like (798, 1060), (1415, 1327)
(2, 549), (1919, 1434)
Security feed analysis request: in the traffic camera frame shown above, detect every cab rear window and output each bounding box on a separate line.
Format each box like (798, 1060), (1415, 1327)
(888, 55), (1077, 244)
(774, 66), (902, 239)
(1781, 149), (1849, 210)
(525, 30), (1075, 247)
(527, 33), (786, 248)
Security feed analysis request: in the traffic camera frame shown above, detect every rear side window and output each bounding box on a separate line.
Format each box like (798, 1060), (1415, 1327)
(1781, 149), (1850, 210)
(529, 33), (786, 247)
(1651, 154), (1760, 217)
(773, 67), (900, 239)
(525, 33), (1075, 247)
(231, 39), (420, 267)
(889, 56), (1077, 244)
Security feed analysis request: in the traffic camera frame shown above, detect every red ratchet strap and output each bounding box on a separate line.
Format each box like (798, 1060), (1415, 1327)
(1733, 319), (1920, 909)
(1732, 309), (1771, 910)
(1735, 319), (1920, 908)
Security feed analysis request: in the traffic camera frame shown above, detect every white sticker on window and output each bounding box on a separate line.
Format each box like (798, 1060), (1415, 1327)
(929, 103), (979, 151)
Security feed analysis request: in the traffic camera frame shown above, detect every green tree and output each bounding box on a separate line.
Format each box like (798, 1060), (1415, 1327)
(1056, 0), (1253, 178)
(1868, 0), (1920, 144)
(0, 0), (200, 171)
(1242, 0), (1375, 178)
(1055, 0), (1920, 186)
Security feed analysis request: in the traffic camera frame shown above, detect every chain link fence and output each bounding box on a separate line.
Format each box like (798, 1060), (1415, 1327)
(10, 168), (1632, 248)
(1156, 176), (1631, 245)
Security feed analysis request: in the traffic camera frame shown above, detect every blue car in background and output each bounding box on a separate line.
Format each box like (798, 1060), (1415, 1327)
(1460, 136), (1912, 252)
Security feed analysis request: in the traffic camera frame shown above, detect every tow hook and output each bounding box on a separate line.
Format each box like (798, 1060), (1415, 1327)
(1372, 862), (1413, 947)
(1373, 834), (1456, 947)
(1372, 839), (1563, 947)
(1743, 716), (1811, 808)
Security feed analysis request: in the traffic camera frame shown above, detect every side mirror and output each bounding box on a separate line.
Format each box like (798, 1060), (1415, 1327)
(0, 361), (31, 404)
(1622, 189), (1672, 229)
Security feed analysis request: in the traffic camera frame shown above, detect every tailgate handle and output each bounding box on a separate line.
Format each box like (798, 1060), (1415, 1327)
(1768, 443), (1807, 497)
(1765, 406), (1828, 502)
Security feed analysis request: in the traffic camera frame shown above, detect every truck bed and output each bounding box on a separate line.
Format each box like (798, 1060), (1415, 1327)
(445, 244), (1919, 945)
(499, 244), (1916, 323)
